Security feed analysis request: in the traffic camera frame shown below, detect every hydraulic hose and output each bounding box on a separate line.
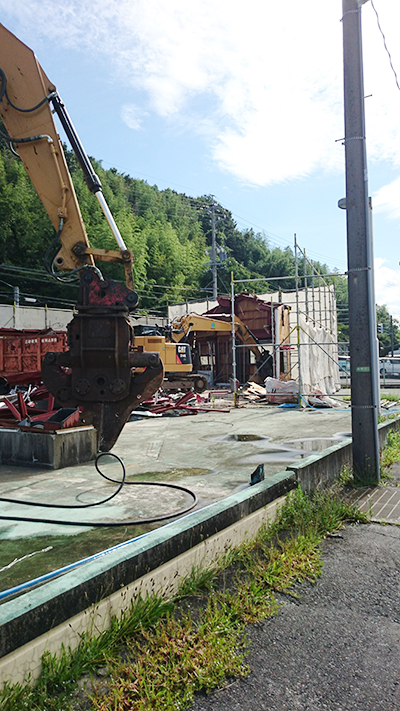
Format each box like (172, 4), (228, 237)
(0, 452), (198, 527)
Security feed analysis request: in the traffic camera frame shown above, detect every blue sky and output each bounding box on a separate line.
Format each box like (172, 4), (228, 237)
(1, 1), (400, 314)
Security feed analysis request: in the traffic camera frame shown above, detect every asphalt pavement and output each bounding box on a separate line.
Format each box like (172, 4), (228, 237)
(190, 522), (400, 711)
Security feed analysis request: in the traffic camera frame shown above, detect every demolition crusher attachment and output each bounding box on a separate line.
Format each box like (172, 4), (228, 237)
(42, 272), (164, 452)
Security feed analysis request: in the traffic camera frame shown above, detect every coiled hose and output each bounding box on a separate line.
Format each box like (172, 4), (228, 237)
(0, 452), (198, 527)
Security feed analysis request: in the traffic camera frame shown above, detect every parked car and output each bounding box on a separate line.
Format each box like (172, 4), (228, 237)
(380, 357), (400, 378)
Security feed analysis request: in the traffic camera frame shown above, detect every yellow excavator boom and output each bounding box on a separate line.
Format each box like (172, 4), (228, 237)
(171, 312), (261, 360)
(0, 24), (166, 450)
(0, 24), (92, 272)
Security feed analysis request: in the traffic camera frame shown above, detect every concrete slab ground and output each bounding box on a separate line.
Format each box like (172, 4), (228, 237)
(0, 403), (352, 596)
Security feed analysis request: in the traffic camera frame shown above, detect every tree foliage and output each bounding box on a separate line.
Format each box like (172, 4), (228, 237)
(376, 304), (400, 354)
(0, 140), (358, 334)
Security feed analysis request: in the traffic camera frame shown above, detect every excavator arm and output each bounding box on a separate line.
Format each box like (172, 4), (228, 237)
(172, 312), (261, 358)
(171, 312), (273, 382)
(0, 24), (164, 450)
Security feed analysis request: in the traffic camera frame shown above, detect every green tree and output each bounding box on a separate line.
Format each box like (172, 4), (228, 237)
(376, 304), (400, 354)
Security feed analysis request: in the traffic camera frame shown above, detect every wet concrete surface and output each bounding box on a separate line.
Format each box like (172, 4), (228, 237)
(190, 523), (400, 711)
(0, 403), (353, 593)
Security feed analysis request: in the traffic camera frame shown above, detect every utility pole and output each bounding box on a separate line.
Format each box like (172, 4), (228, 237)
(231, 271), (238, 406)
(211, 201), (217, 300)
(13, 285), (20, 329)
(342, 0), (380, 483)
(391, 315), (394, 357)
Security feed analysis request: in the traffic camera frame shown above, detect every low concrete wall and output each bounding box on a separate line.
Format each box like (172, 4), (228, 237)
(0, 470), (295, 682)
(287, 439), (352, 493)
(377, 415), (400, 449)
(0, 305), (73, 331)
(287, 415), (400, 493)
(0, 304), (168, 331)
(0, 427), (97, 469)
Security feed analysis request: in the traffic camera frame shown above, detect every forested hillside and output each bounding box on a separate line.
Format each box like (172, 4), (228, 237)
(0, 139), (347, 328)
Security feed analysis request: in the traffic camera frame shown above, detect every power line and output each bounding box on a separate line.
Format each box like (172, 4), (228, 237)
(370, 0), (400, 92)
(92, 161), (349, 269)
(207, 199), (347, 269)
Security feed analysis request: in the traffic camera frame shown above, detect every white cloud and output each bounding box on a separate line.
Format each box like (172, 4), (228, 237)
(121, 104), (147, 131)
(2, 0), (400, 186)
(375, 258), (400, 320)
(374, 177), (400, 220)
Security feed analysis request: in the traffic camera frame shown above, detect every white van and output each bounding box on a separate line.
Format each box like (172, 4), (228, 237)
(338, 356), (351, 376)
(380, 357), (400, 377)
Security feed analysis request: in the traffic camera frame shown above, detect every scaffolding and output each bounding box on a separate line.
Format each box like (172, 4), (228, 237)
(229, 236), (349, 405)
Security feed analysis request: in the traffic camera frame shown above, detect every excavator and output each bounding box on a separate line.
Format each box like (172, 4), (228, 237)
(0, 24), (174, 450)
(170, 313), (274, 383)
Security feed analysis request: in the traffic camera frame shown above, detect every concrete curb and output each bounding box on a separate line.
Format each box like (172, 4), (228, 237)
(0, 471), (296, 674)
(287, 416), (400, 492)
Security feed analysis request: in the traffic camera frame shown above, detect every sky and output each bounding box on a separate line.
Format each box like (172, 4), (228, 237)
(1, 1), (400, 316)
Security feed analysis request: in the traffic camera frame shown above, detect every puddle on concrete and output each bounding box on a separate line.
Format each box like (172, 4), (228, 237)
(237, 453), (299, 465)
(228, 434), (270, 442)
(203, 433), (271, 443)
(236, 445), (304, 465)
(286, 438), (339, 452)
(285, 434), (352, 453)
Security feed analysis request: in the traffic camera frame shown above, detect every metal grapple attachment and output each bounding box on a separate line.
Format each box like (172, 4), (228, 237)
(42, 271), (164, 451)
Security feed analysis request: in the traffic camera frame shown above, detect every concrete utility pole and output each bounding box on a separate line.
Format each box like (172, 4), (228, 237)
(342, 0), (380, 483)
(391, 315), (394, 357)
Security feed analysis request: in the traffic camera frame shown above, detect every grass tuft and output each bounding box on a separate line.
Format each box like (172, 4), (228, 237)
(93, 605), (249, 711)
(176, 564), (218, 598)
(381, 430), (400, 478)
(270, 485), (368, 538)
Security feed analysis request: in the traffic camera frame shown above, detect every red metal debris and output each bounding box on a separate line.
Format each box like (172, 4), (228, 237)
(140, 389), (230, 416)
(0, 383), (79, 432)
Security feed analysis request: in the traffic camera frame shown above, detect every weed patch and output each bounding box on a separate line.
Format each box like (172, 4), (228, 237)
(93, 603), (249, 711)
(381, 430), (400, 477)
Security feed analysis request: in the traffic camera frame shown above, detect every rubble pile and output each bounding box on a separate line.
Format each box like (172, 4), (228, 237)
(132, 390), (231, 419)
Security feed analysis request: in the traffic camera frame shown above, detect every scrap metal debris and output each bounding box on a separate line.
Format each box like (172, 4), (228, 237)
(131, 389), (231, 419)
(0, 384), (80, 431)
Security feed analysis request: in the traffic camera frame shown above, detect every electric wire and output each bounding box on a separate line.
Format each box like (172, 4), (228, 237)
(370, 0), (400, 92)
(0, 452), (198, 527)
